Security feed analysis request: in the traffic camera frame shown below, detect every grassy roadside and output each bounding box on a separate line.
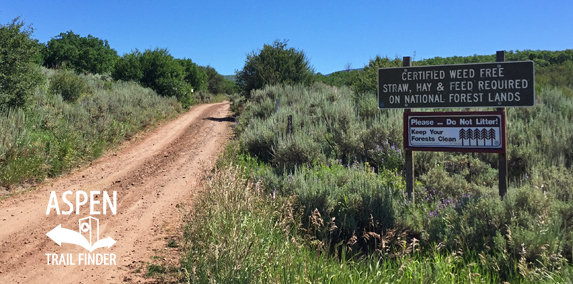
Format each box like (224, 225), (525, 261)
(178, 83), (573, 283)
(0, 68), (183, 196)
(178, 143), (517, 283)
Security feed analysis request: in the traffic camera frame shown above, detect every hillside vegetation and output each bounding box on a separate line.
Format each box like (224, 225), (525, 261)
(0, 18), (236, 192)
(0, 68), (183, 190)
(182, 44), (573, 283)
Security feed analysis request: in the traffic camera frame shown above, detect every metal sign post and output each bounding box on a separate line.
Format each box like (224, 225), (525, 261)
(403, 57), (415, 202)
(497, 51), (508, 198)
(287, 115), (293, 135)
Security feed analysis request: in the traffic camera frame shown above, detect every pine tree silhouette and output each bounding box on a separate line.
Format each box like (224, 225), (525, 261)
(474, 128), (481, 145)
(481, 128), (488, 146)
(488, 128), (496, 146)
(459, 129), (466, 146)
(467, 128), (473, 146)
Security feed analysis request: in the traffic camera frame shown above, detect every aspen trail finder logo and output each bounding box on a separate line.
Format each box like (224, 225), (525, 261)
(45, 190), (118, 265)
(47, 217), (116, 252)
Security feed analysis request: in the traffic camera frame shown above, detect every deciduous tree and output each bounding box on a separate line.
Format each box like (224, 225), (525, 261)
(43, 31), (118, 74)
(112, 48), (193, 107)
(352, 55), (401, 94)
(236, 40), (314, 97)
(0, 17), (44, 108)
(178, 59), (208, 92)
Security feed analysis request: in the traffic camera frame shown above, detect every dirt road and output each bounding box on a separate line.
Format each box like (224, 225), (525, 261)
(0, 102), (233, 283)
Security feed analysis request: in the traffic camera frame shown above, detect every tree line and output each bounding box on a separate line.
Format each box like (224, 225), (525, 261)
(315, 50), (573, 95)
(2, 16), (572, 110)
(0, 17), (236, 109)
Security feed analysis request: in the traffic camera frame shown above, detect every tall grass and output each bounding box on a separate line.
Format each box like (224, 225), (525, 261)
(0, 68), (182, 189)
(183, 145), (553, 283)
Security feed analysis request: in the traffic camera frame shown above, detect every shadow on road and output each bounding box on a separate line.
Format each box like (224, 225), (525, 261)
(203, 116), (235, 123)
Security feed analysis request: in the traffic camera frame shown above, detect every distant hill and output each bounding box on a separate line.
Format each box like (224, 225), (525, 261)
(322, 68), (363, 76)
(224, 68), (362, 80)
(223, 75), (236, 82)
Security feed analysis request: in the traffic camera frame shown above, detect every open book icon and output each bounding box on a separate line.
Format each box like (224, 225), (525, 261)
(46, 224), (116, 252)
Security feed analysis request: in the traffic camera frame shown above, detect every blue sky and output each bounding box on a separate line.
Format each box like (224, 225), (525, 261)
(3, 0), (572, 75)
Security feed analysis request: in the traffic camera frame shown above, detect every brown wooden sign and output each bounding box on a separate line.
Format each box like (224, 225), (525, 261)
(378, 61), (535, 109)
(403, 111), (506, 153)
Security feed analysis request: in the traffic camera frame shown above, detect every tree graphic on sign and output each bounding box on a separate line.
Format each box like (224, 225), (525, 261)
(481, 128), (488, 146)
(467, 128), (473, 146)
(474, 128), (481, 145)
(458, 128), (497, 147)
(488, 128), (496, 146)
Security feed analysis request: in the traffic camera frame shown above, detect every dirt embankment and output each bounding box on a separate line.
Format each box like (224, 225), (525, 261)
(0, 102), (233, 283)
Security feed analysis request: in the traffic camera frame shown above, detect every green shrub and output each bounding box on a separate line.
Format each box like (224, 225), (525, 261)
(238, 83), (406, 173)
(49, 70), (89, 102)
(0, 17), (45, 108)
(352, 55), (401, 94)
(111, 51), (143, 82)
(201, 65), (237, 95)
(177, 58), (208, 92)
(271, 131), (324, 172)
(236, 40), (315, 97)
(112, 48), (194, 107)
(355, 93), (379, 120)
(0, 108), (45, 187)
(43, 31), (118, 74)
(0, 68), (182, 187)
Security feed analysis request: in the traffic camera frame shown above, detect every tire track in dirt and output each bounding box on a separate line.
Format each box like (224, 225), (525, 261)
(0, 102), (233, 283)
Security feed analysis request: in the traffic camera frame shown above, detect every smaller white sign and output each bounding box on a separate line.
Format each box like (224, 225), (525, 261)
(405, 113), (504, 152)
